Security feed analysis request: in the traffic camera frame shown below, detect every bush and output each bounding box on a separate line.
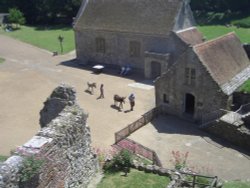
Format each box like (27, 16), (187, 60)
(8, 8), (26, 28)
(232, 16), (250, 28)
(19, 156), (44, 182)
(103, 149), (133, 173)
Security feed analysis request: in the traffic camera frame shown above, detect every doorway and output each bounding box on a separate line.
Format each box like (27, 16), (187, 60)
(185, 93), (195, 115)
(151, 61), (161, 79)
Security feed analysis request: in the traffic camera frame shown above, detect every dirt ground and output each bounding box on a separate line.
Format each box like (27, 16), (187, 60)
(0, 35), (154, 155)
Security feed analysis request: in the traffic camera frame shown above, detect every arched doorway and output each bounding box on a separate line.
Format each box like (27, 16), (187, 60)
(185, 93), (195, 115)
(151, 61), (161, 79)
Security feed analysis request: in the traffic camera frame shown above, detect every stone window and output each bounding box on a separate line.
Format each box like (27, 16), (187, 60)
(96, 37), (105, 53)
(185, 68), (196, 85)
(129, 41), (141, 57)
(163, 94), (169, 104)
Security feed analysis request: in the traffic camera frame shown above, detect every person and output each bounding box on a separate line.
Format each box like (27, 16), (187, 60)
(99, 84), (104, 99)
(120, 66), (126, 75)
(128, 93), (135, 111)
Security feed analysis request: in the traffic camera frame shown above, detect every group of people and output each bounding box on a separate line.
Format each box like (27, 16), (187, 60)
(120, 65), (131, 76)
(91, 83), (135, 111)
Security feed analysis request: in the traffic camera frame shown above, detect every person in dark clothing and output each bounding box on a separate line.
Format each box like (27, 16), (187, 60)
(99, 84), (104, 99)
(128, 93), (135, 111)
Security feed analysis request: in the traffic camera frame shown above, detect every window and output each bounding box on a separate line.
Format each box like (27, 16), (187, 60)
(163, 94), (169, 104)
(185, 68), (196, 85)
(129, 41), (141, 57)
(191, 68), (196, 85)
(96, 37), (105, 53)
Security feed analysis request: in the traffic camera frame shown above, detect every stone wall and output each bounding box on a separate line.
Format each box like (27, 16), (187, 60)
(233, 92), (250, 110)
(75, 29), (170, 71)
(155, 48), (230, 123)
(204, 120), (250, 151)
(0, 84), (98, 188)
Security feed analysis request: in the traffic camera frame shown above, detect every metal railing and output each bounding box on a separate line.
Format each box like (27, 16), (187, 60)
(115, 106), (161, 143)
(179, 171), (218, 188)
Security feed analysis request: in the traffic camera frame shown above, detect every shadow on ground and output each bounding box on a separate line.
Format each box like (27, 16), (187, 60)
(58, 58), (154, 85)
(151, 115), (250, 157)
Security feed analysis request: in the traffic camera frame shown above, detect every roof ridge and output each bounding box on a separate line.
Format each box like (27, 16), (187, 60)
(175, 26), (197, 33)
(194, 32), (236, 49)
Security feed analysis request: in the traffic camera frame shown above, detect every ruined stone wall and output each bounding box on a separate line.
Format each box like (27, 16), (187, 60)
(204, 120), (250, 151)
(0, 84), (98, 188)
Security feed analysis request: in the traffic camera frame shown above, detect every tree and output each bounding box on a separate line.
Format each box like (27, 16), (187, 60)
(8, 8), (26, 28)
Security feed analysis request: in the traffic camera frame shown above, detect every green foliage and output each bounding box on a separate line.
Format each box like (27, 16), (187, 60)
(19, 156), (44, 182)
(0, 25), (74, 53)
(1, 0), (82, 24)
(239, 79), (250, 93)
(223, 181), (250, 188)
(8, 8), (26, 26)
(103, 149), (133, 173)
(0, 57), (5, 64)
(97, 168), (170, 188)
(190, 0), (250, 13)
(0, 155), (8, 162)
(197, 25), (250, 43)
(232, 16), (250, 28)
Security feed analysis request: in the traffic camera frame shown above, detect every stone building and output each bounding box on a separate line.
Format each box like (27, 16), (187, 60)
(74, 0), (195, 78)
(155, 30), (250, 122)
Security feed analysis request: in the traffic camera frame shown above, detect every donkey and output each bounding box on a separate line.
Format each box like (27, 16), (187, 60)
(87, 82), (96, 94)
(114, 94), (126, 109)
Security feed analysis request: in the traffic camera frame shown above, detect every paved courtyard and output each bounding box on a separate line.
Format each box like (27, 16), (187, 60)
(129, 115), (250, 181)
(0, 35), (154, 155)
(0, 35), (249, 181)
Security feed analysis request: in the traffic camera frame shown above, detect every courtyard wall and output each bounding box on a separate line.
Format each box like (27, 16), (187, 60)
(204, 120), (250, 151)
(0, 85), (98, 188)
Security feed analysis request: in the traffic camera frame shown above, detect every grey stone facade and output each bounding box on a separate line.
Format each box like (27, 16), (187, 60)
(155, 32), (250, 123)
(74, 0), (195, 78)
(0, 84), (98, 188)
(155, 48), (230, 122)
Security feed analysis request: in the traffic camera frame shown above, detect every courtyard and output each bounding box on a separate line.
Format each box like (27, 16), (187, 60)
(0, 35), (249, 181)
(129, 115), (250, 180)
(0, 34), (154, 155)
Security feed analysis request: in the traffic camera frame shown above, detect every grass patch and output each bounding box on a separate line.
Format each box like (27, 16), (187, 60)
(239, 80), (250, 93)
(197, 25), (250, 43)
(223, 181), (250, 188)
(0, 57), (5, 63)
(0, 155), (8, 162)
(0, 25), (75, 54)
(97, 169), (170, 188)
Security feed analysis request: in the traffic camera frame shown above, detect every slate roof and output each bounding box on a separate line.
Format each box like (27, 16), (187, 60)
(74, 0), (184, 35)
(194, 33), (250, 95)
(175, 27), (204, 46)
